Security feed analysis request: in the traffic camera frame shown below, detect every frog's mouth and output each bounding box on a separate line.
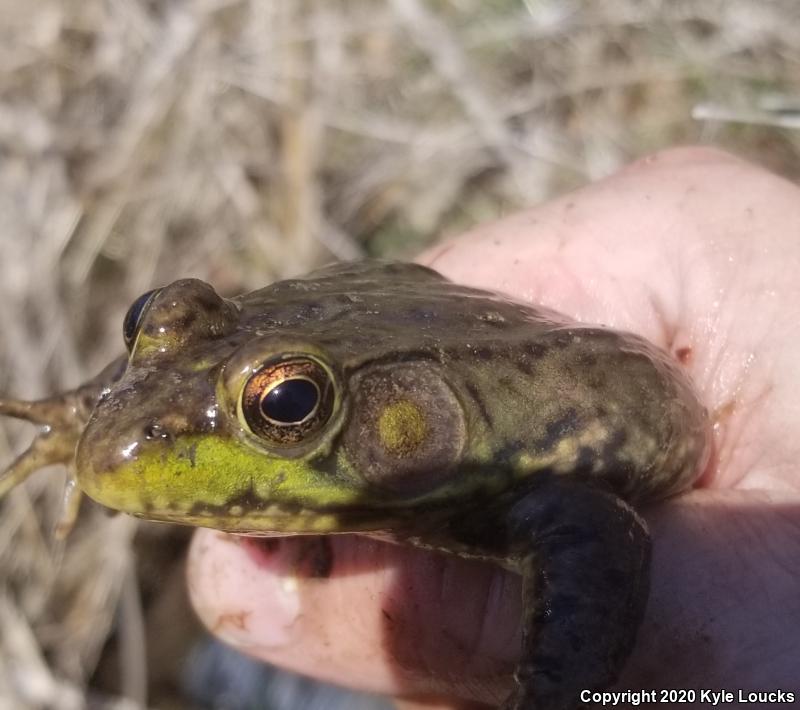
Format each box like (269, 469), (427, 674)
(127, 507), (390, 535)
(76, 429), (365, 533)
(76, 417), (469, 534)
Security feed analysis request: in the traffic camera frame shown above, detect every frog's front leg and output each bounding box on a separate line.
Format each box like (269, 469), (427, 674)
(500, 477), (650, 710)
(0, 357), (127, 533)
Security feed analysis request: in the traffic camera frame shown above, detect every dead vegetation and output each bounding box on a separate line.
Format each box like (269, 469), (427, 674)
(0, 1), (798, 708)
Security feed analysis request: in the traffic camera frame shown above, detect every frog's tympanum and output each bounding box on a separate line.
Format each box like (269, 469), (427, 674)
(0, 261), (710, 710)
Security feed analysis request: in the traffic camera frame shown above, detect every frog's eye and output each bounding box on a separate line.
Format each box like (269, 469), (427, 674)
(239, 358), (334, 446)
(123, 289), (160, 351)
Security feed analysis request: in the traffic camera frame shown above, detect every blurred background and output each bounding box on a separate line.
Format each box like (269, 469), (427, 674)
(0, 1), (798, 708)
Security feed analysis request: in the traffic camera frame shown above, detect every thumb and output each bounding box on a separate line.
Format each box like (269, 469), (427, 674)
(187, 529), (519, 706)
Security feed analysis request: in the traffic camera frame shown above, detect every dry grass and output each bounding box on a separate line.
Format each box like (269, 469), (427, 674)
(0, 1), (798, 708)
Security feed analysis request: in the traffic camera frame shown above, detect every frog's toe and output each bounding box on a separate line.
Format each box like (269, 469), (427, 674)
(0, 391), (98, 497)
(0, 440), (46, 496)
(0, 397), (57, 425)
(0, 427), (77, 497)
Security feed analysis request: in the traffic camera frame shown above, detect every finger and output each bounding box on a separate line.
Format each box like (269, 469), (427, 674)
(187, 489), (800, 702)
(187, 529), (520, 706)
(618, 489), (800, 693)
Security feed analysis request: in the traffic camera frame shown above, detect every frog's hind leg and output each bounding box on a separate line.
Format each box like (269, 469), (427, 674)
(501, 477), (651, 710)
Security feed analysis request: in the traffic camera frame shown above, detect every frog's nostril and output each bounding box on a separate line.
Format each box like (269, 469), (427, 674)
(144, 422), (172, 442)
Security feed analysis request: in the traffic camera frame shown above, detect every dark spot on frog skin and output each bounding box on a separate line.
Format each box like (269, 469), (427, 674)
(176, 441), (198, 467)
(495, 439), (525, 463)
(553, 332), (576, 349)
(515, 358), (534, 375)
(587, 371), (607, 390)
(186, 483), (303, 518)
(407, 307), (436, 322)
(527, 341), (548, 359)
(179, 309), (198, 329)
(578, 351), (599, 367)
(270, 471), (287, 491)
(536, 409), (581, 452)
(295, 302), (323, 320)
(472, 346), (494, 361)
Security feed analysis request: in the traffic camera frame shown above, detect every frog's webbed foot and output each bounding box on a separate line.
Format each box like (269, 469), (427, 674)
(0, 396), (88, 536)
(498, 477), (650, 710)
(0, 397), (81, 494)
(0, 359), (126, 534)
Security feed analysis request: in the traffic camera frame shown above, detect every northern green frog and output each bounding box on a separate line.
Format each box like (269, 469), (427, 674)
(0, 260), (710, 710)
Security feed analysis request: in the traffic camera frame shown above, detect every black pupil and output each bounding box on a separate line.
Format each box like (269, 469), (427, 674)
(123, 289), (158, 347)
(262, 379), (319, 424)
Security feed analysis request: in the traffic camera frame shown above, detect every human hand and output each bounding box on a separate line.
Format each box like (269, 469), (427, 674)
(187, 147), (800, 708)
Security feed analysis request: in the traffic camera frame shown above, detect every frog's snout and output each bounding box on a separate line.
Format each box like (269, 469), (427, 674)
(75, 402), (208, 514)
(77, 415), (149, 479)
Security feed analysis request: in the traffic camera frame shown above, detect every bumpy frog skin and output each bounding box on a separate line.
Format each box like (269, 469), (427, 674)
(0, 261), (710, 710)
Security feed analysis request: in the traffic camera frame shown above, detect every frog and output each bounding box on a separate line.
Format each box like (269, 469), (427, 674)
(0, 260), (710, 710)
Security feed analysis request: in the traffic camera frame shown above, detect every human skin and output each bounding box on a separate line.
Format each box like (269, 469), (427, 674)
(186, 147), (800, 708)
